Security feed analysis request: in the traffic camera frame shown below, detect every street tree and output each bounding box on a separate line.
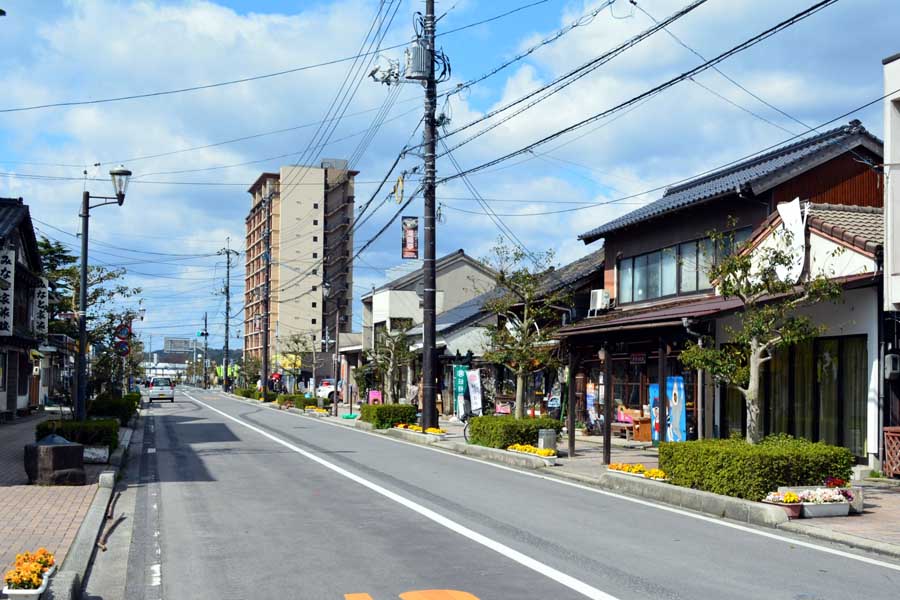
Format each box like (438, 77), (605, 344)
(281, 332), (321, 392)
(481, 241), (571, 419)
(679, 225), (842, 443)
(366, 325), (413, 404)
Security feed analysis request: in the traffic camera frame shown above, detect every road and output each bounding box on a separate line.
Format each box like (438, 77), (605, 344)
(94, 387), (900, 600)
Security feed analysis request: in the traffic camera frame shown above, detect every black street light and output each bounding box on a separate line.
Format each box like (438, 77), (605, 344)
(322, 281), (346, 417)
(75, 165), (132, 420)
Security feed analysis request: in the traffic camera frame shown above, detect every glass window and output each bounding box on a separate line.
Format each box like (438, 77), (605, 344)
(661, 247), (677, 297)
(794, 340), (815, 440)
(618, 258), (633, 304)
(633, 255), (648, 302)
(698, 238), (715, 290)
(679, 242), (697, 293)
(646, 252), (661, 299)
(733, 227), (752, 251)
(816, 339), (840, 446)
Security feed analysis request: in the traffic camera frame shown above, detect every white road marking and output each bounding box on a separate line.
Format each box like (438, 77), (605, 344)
(149, 563), (161, 586)
(202, 391), (900, 574)
(146, 448), (156, 454)
(186, 393), (618, 600)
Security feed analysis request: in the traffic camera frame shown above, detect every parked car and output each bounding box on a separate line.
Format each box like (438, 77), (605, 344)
(316, 378), (335, 402)
(148, 376), (175, 402)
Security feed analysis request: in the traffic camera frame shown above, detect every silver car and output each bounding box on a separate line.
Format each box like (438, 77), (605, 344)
(148, 377), (175, 402)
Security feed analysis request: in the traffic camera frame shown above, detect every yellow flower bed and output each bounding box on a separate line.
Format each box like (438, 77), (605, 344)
(312, 408), (328, 414)
(609, 463), (667, 479)
(408, 424), (424, 432)
(15, 548), (54, 572)
(507, 443), (557, 457)
(395, 423), (409, 429)
(4, 549), (54, 590)
(425, 427), (446, 435)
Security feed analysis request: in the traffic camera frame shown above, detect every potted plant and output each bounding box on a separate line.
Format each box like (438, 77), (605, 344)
(3, 562), (47, 599)
(763, 491), (803, 519)
(798, 488), (850, 518)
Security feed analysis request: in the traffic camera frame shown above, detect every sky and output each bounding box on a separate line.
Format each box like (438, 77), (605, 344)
(0, 0), (896, 351)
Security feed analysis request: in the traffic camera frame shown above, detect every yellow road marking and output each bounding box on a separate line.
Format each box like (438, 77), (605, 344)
(400, 591), (479, 600)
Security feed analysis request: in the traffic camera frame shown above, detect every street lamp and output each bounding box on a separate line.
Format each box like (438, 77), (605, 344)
(75, 165), (132, 420)
(598, 346), (612, 465)
(322, 281), (345, 417)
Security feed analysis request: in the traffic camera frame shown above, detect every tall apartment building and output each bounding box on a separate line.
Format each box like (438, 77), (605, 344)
(244, 161), (356, 376)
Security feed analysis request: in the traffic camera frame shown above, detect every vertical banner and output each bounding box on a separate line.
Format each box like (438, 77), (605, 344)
(666, 376), (687, 442)
(466, 369), (482, 415)
(0, 249), (15, 336)
(401, 216), (418, 259)
(649, 383), (660, 442)
(34, 277), (49, 340)
(452, 364), (468, 416)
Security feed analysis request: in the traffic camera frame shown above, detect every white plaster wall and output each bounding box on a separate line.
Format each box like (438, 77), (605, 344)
(715, 286), (880, 464)
(371, 289), (445, 326)
(809, 233), (876, 278)
(444, 326), (490, 357)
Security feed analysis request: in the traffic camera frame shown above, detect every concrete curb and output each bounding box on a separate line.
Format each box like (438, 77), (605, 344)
(437, 440), (554, 469)
(595, 471), (788, 527)
(383, 428), (447, 445)
(46, 415), (139, 600)
(778, 521), (900, 560)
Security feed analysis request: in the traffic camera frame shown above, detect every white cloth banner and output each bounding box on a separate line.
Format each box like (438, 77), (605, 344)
(34, 277), (49, 339)
(466, 369), (482, 415)
(0, 250), (15, 336)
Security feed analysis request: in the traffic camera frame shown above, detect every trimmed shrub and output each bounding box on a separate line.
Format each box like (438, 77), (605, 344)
(234, 388), (257, 399)
(36, 419), (119, 451)
(360, 404), (418, 429)
(89, 392), (140, 426)
(658, 435), (854, 501)
(277, 394), (325, 408)
(468, 416), (563, 449)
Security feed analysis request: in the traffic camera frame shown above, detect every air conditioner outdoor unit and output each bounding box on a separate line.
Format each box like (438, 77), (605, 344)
(588, 289), (610, 316)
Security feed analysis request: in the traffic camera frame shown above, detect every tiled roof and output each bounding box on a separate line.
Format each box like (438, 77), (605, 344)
(0, 197), (41, 270)
(808, 203), (883, 254)
(363, 249), (495, 298)
(537, 248), (605, 296)
(407, 289), (500, 336)
(579, 121), (883, 243)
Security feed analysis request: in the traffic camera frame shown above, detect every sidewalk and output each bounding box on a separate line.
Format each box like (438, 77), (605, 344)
(0, 412), (98, 577)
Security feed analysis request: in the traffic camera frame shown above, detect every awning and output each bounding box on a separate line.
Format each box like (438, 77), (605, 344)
(557, 295), (744, 338)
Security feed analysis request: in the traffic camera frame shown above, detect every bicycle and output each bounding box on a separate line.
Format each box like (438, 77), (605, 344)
(460, 407), (484, 443)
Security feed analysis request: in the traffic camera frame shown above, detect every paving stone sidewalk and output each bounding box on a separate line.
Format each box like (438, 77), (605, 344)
(0, 413), (97, 578)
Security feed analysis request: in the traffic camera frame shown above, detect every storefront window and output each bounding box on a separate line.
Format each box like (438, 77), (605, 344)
(646, 251), (661, 299)
(794, 341), (815, 440)
(661, 247), (677, 296)
(633, 255), (648, 302)
(817, 339), (840, 446)
(841, 337), (867, 457)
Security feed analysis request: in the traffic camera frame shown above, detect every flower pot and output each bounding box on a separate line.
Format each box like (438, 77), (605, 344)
(42, 564), (56, 578)
(801, 502), (850, 518)
(3, 576), (49, 599)
(763, 501), (803, 519)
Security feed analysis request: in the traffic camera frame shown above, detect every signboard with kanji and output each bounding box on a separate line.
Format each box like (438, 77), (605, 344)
(34, 278), (49, 339)
(0, 249), (15, 336)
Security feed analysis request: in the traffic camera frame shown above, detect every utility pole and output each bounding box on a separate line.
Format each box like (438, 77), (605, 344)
(219, 238), (240, 392)
(333, 306), (341, 417)
(421, 0), (438, 431)
(261, 186), (274, 401)
(203, 312), (209, 389)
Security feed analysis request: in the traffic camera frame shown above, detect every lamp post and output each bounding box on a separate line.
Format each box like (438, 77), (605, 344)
(322, 282), (344, 417)
(599, 346), (613, 465)
(75, 165), (131, 421)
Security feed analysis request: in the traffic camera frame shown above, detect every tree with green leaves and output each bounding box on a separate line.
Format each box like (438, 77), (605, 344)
(366, 325), (414, 404)
(481, 241), (571, 419)
(281, 332), (320, 392)
(680, 226), (842, 443)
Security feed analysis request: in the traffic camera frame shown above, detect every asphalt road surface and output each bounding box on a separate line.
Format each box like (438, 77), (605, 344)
(113, 387), (900, 600)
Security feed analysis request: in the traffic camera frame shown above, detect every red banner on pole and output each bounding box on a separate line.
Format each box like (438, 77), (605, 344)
(401, 216), (418, 259)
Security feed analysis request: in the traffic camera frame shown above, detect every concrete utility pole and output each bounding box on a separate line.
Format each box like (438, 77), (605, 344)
(421, 0), (438, 431)
(333, 306), (341, 416)
(219, 238), (240, 392)
(261, 187), (274, 400)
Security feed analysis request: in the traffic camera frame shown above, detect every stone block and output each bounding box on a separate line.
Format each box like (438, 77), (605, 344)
(24, 443), (86, 485)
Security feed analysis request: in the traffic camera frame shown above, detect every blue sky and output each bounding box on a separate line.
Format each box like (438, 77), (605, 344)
(0, 0), (896, 350)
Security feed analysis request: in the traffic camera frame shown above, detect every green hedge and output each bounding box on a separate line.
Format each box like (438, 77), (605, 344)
(360, 404), (418, 429)
(277, 394), (323, 408)
(467, 416), (563, 449)
(89, 392), (140, 426)
(658, 435), (854, 501)
(234, 388), (259, 399)
(36, 419), (119, 451)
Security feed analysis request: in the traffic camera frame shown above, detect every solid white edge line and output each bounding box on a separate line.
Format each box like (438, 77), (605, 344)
(184, 392), (619, 600)
(197, 390), (900, 574)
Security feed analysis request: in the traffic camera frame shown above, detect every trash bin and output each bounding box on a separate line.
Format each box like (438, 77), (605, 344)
(538, 429), (557, 450)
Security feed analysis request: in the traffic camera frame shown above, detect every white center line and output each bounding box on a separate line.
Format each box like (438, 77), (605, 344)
(146, 448), (156, 454)
(185, 392), (619, 600)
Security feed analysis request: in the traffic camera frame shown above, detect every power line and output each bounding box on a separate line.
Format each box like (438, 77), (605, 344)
(439, 0), (842, 183)
(0, 0), (553, 114)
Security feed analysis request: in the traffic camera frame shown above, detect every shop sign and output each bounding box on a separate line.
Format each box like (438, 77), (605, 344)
(629, 352), (646, 365)
(0, 250), (15, 336)
(453, 364), (468, 416)
(401, 216), (418, 259)
(466, 369), (482, 415)
(649, 376), (687, 442)
(34, 277), (48, 339)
